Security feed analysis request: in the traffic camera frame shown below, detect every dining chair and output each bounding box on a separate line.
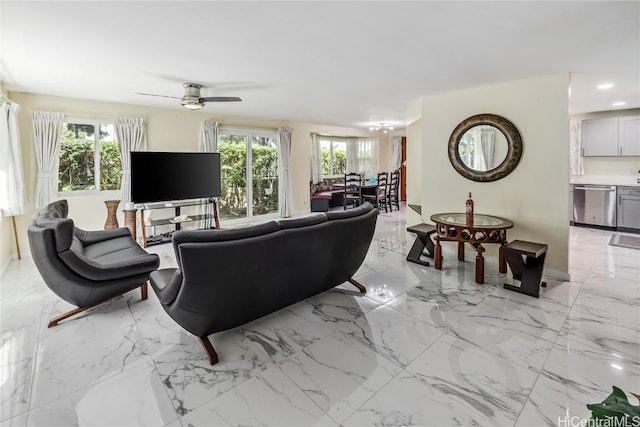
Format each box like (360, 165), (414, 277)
(388, 170), (400, 211)
(343, 172), (362, 209)
(363, 172), (388, 213)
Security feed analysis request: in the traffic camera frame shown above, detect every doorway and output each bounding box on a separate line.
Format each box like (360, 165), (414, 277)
(401, 136), (407, 201)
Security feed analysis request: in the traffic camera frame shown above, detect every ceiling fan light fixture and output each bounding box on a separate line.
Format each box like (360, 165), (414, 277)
(181, 99), (204, 110)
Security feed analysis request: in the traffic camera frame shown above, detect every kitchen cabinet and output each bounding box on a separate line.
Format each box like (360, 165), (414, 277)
(582, 118), (618, 156)
(619, 116), (640, 156)
(582, 116), (640, 157)
(617, 186), (640, 231)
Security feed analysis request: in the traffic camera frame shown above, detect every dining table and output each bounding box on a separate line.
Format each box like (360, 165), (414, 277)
(429, 212), (514, 284)
(333, 181), (379, 201)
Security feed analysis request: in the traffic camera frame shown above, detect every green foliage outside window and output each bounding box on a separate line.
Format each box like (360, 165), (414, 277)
(320, 148), (346, 176)
(218, 135), (278, 219)
(58, 124), (121, 192)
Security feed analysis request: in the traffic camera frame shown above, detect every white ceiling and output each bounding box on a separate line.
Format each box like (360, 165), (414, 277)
(1, 1), (638, 129)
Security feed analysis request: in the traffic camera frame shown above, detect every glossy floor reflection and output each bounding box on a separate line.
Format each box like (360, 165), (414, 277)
(1, 205), (639, 426)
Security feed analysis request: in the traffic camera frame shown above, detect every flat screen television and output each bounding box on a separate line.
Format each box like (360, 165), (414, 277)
(130, 151), (221, 203)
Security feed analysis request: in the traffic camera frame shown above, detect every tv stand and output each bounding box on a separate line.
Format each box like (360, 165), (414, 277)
(139, 198), (220, 247)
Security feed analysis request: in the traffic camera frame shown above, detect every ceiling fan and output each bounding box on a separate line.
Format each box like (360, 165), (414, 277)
(137, 83), (242, 110)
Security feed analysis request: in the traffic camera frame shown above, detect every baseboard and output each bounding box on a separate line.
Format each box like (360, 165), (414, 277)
(544, 268), (570, 282)
(12, 251), (32, 260)
(0, 255), (12, 277)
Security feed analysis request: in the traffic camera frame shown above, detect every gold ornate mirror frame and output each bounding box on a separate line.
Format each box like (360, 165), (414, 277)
(448, 114), (523, 182)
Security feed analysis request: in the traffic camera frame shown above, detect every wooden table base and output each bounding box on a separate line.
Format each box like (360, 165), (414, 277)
(430, 213), (513, 285)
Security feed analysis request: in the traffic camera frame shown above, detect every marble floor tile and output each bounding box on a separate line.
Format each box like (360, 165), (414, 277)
(581, 276), (640, 305)
(286, 289), (381, 331)
(0, 412), (27, 427)
(182, 364), (335, 427)
(337, 305), (444, 368)
(345, 333), (539, 426)
(448, 298), (559, 371)
(280, 334), (401, 424)
(479, 290), (569, 332)
(386, 282), (489, 330)
(26, 361), (177, 427)
(154, 327), (275, 416)
(0, 358), (33, 422)
(29, 311), (151, 409)
(556, 299), (640, 359)
(238, 306), (339, 364)
(2, 205), (638, 427)
(516, 339), (640, 426)
(532, 276), (584, 308)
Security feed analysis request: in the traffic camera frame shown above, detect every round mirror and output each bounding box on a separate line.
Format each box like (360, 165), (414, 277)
(448, 114), (522, 182)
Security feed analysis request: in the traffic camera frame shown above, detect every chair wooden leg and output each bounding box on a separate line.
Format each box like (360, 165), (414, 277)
(198, 336), (219, 365)
(347, 278), (367, 294)
(48, 284), (150, 328)
(48, 299), (106, 328)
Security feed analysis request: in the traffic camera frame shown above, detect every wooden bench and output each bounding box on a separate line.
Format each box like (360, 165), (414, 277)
(406, 223), (436, 266)
(311, 189), (344, 212)
(501, 240), (548, 298)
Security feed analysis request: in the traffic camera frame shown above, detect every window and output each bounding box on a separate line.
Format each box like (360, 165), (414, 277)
(217, 127), (279, 220)
(58, 121), (121, 192)
(314, 136), (378, 179)
(319, 139), (347, 177)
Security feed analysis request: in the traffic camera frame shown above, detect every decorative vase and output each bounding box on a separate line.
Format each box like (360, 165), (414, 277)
(104, 200), (121, 229)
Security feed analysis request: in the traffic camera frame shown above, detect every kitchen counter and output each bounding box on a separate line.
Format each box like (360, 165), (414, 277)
(570, 175), (640, 187)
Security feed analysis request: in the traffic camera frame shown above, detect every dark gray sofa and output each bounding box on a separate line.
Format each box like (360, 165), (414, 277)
(149, 202), (378, 364)
(28, 200), (160, 327)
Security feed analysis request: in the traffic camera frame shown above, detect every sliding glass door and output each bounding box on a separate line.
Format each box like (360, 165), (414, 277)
(217, 128), (278, 220)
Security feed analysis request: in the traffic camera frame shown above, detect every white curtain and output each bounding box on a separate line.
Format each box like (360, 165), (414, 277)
(200, 120), (219, 152)
(346, 137), (358, 173)
(115, 116), (146, 203)
(278, 127), (293, 217)
(359, 137), (379, 179)
(347, 137), (378, 178)
(570, 122), (584, 176)
(480, 127), (495, 170)
(199, 120), (220, 224)
(0, 102), (28, 216)
(310, 133), (322, 183)
(33, 111), (64, 207)
(390, 136), (402, 171)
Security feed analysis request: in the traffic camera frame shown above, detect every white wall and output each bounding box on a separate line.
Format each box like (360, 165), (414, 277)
(571, 108), (640, 176)
(420, 74), (570, 273)
(3, 91), (379, 261)
(405, 118), (422, 226)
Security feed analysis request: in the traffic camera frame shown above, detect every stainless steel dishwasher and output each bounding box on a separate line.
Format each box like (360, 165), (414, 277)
(572, 185), (617, 227)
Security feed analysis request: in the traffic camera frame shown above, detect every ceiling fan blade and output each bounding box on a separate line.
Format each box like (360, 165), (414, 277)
(136, 92), (181, 99)
(200, 96), (242, 102)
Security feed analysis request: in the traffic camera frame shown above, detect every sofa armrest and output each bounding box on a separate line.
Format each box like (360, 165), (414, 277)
(74, 227), (132, 246)
(149, 268), (183, 305)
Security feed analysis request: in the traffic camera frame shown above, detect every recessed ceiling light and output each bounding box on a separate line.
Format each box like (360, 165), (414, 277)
(613, 101), (626, 107)
(597, 83), (614, 90)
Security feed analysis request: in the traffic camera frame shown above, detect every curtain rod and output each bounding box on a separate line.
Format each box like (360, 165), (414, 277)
(219, 123), (278, 132)
(310, 132), (377, 139)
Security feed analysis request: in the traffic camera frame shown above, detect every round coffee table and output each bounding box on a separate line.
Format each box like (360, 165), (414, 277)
(429, 213), (514, 284)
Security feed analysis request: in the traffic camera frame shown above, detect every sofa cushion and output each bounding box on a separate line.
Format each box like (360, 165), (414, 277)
(60, 236), (160, 281)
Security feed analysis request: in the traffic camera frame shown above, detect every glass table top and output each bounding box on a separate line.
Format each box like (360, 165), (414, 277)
(430, 213), (513, 228)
